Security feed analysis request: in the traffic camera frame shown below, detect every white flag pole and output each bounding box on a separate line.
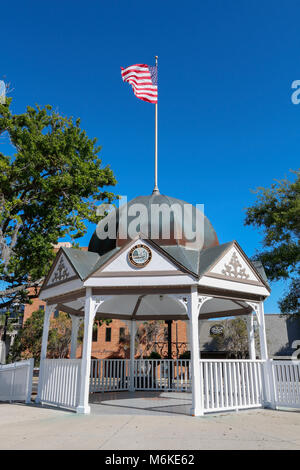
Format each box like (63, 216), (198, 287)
(153, 55), (159, 194)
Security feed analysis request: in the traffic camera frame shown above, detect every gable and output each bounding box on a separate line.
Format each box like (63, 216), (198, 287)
(90, 239), (188, 276)
(206, 244), (265, 286)
(46, 252), (78, 287)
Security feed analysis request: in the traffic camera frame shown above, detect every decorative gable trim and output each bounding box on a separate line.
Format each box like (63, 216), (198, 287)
(220, 251), (250, 280)
(204, 241), (270, 290)
(42, 249), (79, 290)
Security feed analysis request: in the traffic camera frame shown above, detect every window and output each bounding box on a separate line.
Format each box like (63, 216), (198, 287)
(54, 309), (59, 318)
(92, 326), (98, 342)
(105, 327), (111, 342)
(39, 305), (45, 311)
(119, 327), (125, 341)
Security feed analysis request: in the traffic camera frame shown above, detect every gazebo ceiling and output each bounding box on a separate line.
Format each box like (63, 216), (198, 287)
(57, 294), (251, 321)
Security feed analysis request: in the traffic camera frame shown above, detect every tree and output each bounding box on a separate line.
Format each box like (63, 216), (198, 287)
(209, 317), (253, 359)
(0, 98), (116, 309)
(245, 170), (300, 315)
(9, 310), (112, 365)
(135, 321), (167, 358)
(8, 309), (72, 364)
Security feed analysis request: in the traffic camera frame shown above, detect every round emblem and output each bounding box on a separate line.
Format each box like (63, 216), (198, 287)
(128, 244), (152, 268)
(210, 324), (224, 336)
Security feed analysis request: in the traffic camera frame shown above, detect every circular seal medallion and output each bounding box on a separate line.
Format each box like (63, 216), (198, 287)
(210, 324), (224, 336)
(128, 244), (152, 268)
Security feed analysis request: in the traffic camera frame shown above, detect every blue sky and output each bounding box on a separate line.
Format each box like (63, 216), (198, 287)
(1, 0), (299, 313)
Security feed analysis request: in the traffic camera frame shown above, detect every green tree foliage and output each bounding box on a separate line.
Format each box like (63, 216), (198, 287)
(9, 309), (75, 365)
(209, 317), (254, 359)
(9, 311), (112, 365)
(0, 98), (116, 308)
(245, 170), (300, 315)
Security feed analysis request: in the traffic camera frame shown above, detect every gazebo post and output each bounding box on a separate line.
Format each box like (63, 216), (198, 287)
(247, 313), (256, 360)
(257, 301), (276, 408)
(129, 320), (137, 392)
(36, 303), (56, 403)
(198, 320), (204, 358)
(70, 315), (81, 359)
(257, 302), (268, 360)
(188, 286), (203, 416)
(76, 288), (96, 414)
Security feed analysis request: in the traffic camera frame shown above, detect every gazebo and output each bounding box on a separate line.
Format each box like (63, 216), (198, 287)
(36, 193), (273, 416)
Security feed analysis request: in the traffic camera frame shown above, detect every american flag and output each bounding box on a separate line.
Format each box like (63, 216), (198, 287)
(121, 64), (158, 104)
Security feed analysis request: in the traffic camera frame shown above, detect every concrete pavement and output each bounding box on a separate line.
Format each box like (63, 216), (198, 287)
(1, 392), (300, 450)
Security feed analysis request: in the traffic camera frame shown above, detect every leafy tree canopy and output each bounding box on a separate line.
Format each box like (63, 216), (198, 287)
(0, 98), (116, 308)
(9, 309), (79, 365)
(245, 170), (300, 314)
(9, 309), (112, 365)
(207, 317), (256, 359)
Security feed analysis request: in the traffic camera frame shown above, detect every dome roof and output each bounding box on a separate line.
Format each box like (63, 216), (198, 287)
(88, 193), (219, 256)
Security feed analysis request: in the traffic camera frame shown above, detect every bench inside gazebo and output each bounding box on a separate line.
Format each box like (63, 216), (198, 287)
(35, 193), (277, 416)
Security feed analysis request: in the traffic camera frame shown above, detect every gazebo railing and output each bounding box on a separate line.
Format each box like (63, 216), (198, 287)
(39, 359), (81, 410)
(271, 360), (300, 408)
(200, 359), (264, 413)
(133, 359), (191, 391)
(37, 358), (300, 413)
(90, 359), (130, 392)
(90, 358), (191, 392)
(90, 358), (266, 412)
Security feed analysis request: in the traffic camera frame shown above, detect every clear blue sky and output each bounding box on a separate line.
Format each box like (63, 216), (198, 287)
(1, 0), (299, 313)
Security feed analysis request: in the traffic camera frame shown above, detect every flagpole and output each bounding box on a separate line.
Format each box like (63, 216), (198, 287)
(153, 55), (159, 194)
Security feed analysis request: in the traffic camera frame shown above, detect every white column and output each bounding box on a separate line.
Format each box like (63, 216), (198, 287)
(36, 303), (56, 403)
(76, 288), (96, 414)
(130, 320), (137, 392)
(70, 315), (81, 359)
(198, 320), (203, 359)
(257, 301), (276, 408)
(185, 319), (190, 352)
(247, 313), (256, 360)
(188, 286), (203, 416)
(257, 301), (268, 360)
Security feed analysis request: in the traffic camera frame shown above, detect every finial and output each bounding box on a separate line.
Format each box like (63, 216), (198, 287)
(152, 186), (160, 195)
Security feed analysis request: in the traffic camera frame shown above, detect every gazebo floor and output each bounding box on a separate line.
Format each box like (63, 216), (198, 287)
(89, 391), (193, 416)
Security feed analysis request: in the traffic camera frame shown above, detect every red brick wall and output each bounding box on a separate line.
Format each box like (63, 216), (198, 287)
(23, 293), (46, 323)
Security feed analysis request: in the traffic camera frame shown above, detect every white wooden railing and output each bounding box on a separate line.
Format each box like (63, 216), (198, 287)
(271, 360), (300, 408)
(39, 359), (81, 410)
(133, 359), (191, 391)
(35, 358), (300, 414)
(90, 358), (265, 414)
(0, 358), (34, 403)
(90, 359), (130, 392)
(200, 359), (264, 413)
(90, 359), (191, 392)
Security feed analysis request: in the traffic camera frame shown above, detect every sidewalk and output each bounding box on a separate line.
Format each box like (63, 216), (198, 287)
(1, 397), (300, 450)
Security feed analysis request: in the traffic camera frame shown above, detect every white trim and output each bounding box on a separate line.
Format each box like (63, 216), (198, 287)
(84, 275), (195, 287)
(39, 278), (84, 300)
(199, 275), (270, 296)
